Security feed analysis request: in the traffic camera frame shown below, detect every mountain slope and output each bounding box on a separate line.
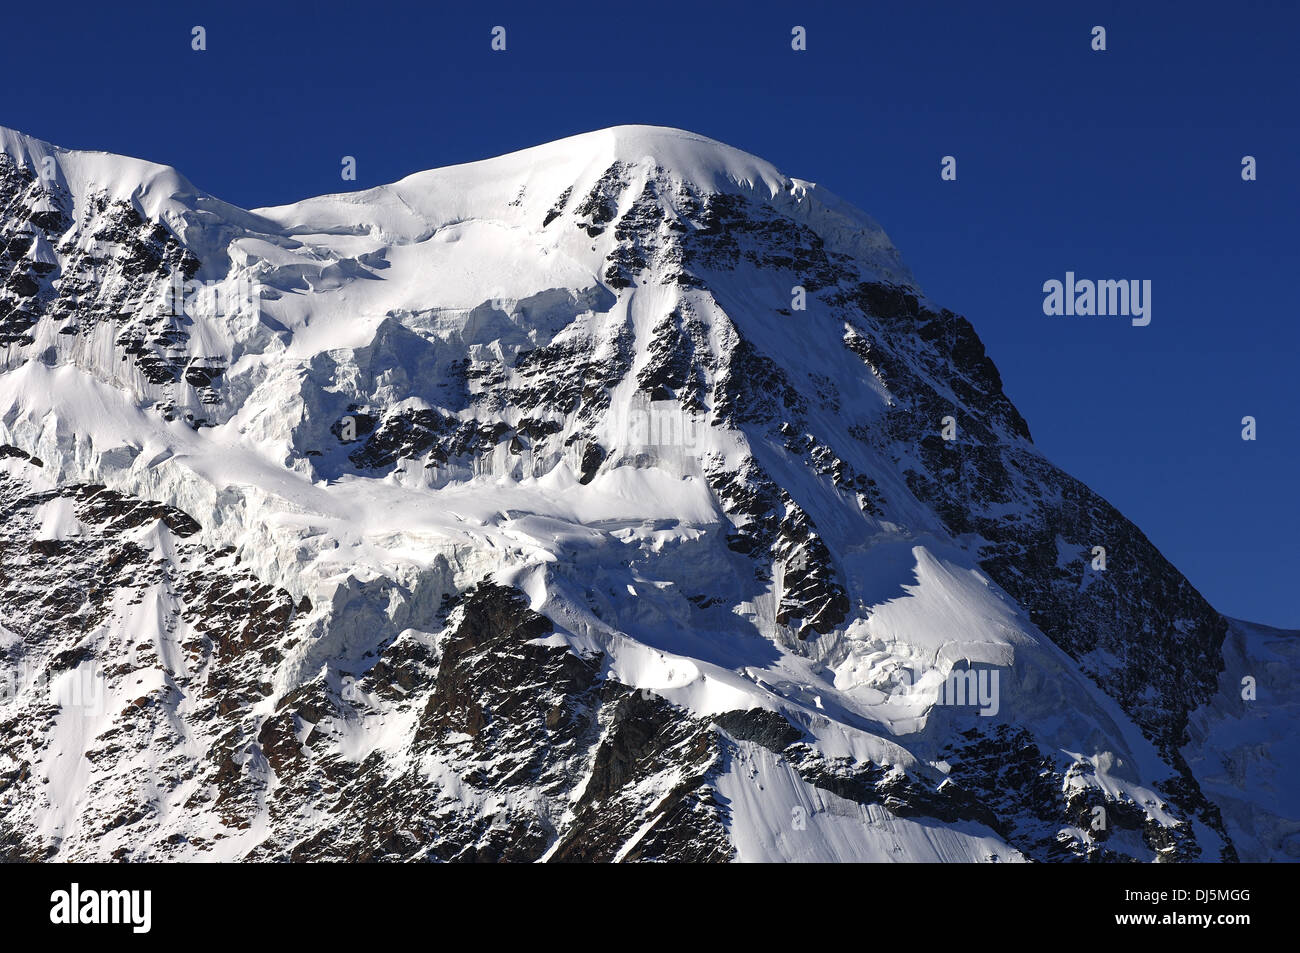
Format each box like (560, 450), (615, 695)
(0, 124), (1291, 861)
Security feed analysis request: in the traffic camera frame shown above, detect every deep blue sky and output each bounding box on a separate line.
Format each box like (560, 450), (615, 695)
(5, 1), (1296, 626)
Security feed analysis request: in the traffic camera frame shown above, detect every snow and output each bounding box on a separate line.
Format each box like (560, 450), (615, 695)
(1183, 619), (1300, 860)
(717, 739), (1022, 863)
(0, 120), (1281, 862)
(33, 496), (86, 540)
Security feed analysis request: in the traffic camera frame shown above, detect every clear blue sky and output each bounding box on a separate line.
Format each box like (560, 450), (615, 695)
(5, 0), (1296, 626)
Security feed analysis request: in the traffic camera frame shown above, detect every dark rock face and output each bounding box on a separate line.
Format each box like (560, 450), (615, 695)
(705, 457), (849, 637)
(250, 583), (736, 863)
(826, 282), (1234, 857)
(548, 690), (732, 863)
(0, 461), (309, 859)
(637, 305), (711, 410)
(709, 707), (1208, 863)
(0, 153), (222, 425)
(936, 725), (1199, 863)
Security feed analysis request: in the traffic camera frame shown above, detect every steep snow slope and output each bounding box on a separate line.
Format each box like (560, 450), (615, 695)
(1182, 619), (1300, 860)
(0, 124), (1290, 861)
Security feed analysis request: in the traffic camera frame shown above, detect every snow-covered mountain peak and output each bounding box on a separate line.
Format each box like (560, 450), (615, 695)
(0, 124), (1291, 863)
(251, 124), (913, 286)
(0, 124), (279, 272)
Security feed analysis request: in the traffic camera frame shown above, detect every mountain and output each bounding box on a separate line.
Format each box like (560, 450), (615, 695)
(0, 123), (1293, 862)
